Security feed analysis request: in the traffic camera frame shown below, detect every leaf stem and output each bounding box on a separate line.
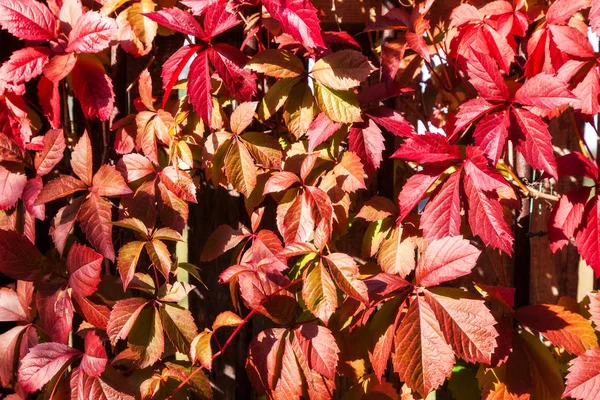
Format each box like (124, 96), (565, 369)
(165, 277), (303, 400)
(501, 162), (560, 202)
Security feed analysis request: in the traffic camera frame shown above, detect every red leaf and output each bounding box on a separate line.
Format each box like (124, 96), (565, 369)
(510, 107), (558, 179)
(181, 0), (219, 15)
(348, 119), (386, 176)
(37, 76), (61, 129)
(463, 146), (510, 192)
(424, 288), (498, 364)
(92, 165), (132, 197)
(365, 107), (415, 137)
(35, 175), (87, 204)
(143, 8), (205, 38)
(80, 331), (107, 377)
(515, 304), (598, 355)
(453, 98), (498, 134)
(78, 193), (115, 261)
(66, 11), (117, 54)
(67, 243), (103, 297)
(71, 56), (115, 121)
(0, 229), (47, 281)
(464, 175), (513, 254)
(0, 47), (50, 84)
(513, 73), (576, 110)
(546, 0), (589, 24)
(416, 236), (481, 287)
(263, 0), (326, 50)
(576, 195), (600, 277)
(36, 286), (73, 344)
(71, 131), (93, 186)
(548, 186), (591, 253)
(466, 49), (510, 101)
(18, 342), (80, 393)
(0, 0), (57, 41)
(107, 297), (148, 345)
(208, 44), (257, 102)
(564, 347), (600, 400)
(591, 0), (600, 35)
(72, 292), (110, 330)
(392, 295), (455, 397)
(160, 44), (201, 109)
(293, 324), (340, 380)
(396, 163), (448, 222)
(203, 3), (240, 38)
(557, 151), (598, 179)
(473, 111), (510, 165)
(391, 132), (461, 164)
(307, 113), (343, 152)
(0, 166), (26, 210)
(421, 171), (462, 241)
(70, 366), (134, 400)
(187, 50), (212, 126)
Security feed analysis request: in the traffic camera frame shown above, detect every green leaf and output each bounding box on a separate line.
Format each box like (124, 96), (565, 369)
(259, 77), (301, 121)
(129, 306), (164, 368)
(246, 49), (306, 78)
(311, 49), (373, 90)
(313, 82), (362, 123)
(160, 303), (198, 354)
(224, 138), (257, 197)
(284, 83), (318, 139)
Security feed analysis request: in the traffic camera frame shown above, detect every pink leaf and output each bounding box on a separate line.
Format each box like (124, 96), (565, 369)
(564, 347), (600, 400)
(420, 171), (462, 241)
(464, 175), (513, 254)
(510, 107), (558, 179)
(416, 236), (481, 287)
(306, 113), (342, 152)
(514, 73), (576, 110)
(0, 0), (58, 41)
(0, 47), (51, 85)
(66, 11), (117, 54)
(548, 186), (591, 253)
(35, 175), (87, 204)
(78, 193), (115, 261)
(92, 165), (132, 197)
(0, 166), (26, 210)
(18, 342), (80, 393)
(293, 324), (340, 380)
(35, 129), (65, 176)
(391, 132), (461, 164)
(80, 331), (107, 377)
(0, 287), (28, 322)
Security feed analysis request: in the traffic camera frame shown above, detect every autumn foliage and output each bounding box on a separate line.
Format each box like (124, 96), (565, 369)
(4, 0), (600, 398)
